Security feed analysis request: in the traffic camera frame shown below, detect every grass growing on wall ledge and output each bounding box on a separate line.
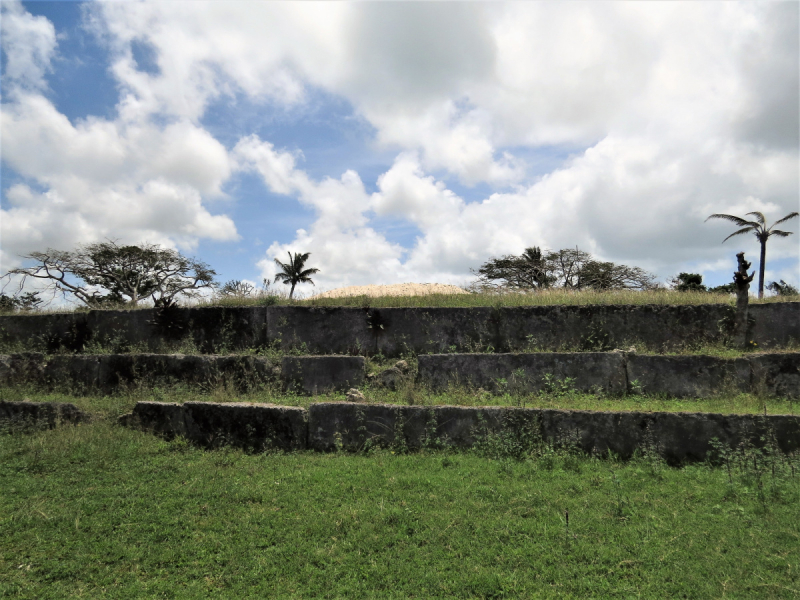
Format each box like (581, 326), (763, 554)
(3, 385), (797, 420)
(213, 288), (799, 309)
(2, 288), (798, 315)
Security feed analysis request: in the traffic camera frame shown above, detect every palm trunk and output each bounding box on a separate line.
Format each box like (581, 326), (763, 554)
(733, 252), (754, 348)
(758, 240), (767, 299)
(290, 283), (296, 299)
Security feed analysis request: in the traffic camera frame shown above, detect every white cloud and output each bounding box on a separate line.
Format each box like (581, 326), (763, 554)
(0, 0), (57, 93)
(2, 1), (797, 290)
(1, 57), (238, 273)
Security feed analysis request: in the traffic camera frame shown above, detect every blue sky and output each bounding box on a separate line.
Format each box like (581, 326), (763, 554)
(2, 1), (798, 300)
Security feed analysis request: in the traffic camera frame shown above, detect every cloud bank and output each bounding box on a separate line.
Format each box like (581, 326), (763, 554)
(2, 1), (797, 291)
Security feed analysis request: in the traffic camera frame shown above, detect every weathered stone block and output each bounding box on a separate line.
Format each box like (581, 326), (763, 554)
(97, 354), (277, 393)
(118, 401), (192, 439)
(308, 402), (800, 463)
(43, 355), (102, 393)
(267, 306), (373, 354)
(281, 355), (364, 395)
(0, 400), (90, 431)
(749, 353), (800, 399)
(417, 352), (627, 394)
(626, 355), (751, 397)
(749, 302), (800, 348)
(183, 402), (307, 451)
(0, 353), (46, 385)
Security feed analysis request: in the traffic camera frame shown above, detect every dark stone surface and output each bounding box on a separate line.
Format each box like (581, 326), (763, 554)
(417, 353), (628, 394)
(0, 352), (45, 385)
(118, 401), (189, 439)
(0, 306), (267, 354)
(307, 402), (800, 463)
(0, 313), (90, 353)
(281, 355), (365, 395)
(749, 303), (800, 348)
(184, 402), (307, 451)
(3, 353), (277, 394)
(43, 355), (103, 394)
(1, 302), (797, 355)
(267, 306), (374, 354)
(265, 304), (763, 356)
(95, 354), (277, 393)
(0, 400), (90, 431)
(119, 401), (307, 451)
(626, 355), (751, 397)
(749, 353), (800, 399)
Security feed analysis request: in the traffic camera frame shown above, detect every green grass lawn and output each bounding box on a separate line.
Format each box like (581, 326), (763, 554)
(1, 419), (799, 599)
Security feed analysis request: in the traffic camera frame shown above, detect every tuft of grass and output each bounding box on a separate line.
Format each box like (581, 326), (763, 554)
(1, 420), (799, 598)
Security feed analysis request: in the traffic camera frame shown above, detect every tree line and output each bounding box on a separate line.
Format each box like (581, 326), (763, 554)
(0, 208), (796, 311)
(1, 241), (321, 310)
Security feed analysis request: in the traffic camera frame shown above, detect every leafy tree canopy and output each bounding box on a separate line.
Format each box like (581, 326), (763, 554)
(670, 273), (707, 292)
(475, 246), (656, 291)
(3, 241), (216, 308)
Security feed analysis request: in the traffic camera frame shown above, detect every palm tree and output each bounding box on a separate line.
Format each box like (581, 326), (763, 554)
(705, 211), (798, 298)
(273, 252), (320, 299)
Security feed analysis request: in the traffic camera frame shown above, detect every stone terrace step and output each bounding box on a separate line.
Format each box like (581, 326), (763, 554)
(117, 400), (800, 464)
(2, 351), (798, 398)
(1, 302), (797, 356)
(0, 353), (364, 395)
(417, 352), (800, 398)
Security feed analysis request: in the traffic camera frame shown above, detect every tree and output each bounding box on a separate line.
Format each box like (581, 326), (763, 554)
(767, 280), (799, 297)
(576, 260), (656, 291)
(475, 246), (655, 291)
(705, 211), (798, 298)
(0, 291), (42, 312)
(218, 280), (258, 298)
(475, 246), (554, 290)
(545, 248), (593, 289)
(4, 241), (217, 307)
(670, 273), (707, 292)
(273, 252), (319, 299)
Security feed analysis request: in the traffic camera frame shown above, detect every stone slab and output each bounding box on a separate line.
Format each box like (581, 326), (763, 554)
(0, 400), (90, 431)
(626, 354), (751, 397)
(281, 355), (365, 395)
(119, 401), (307, 451)
(749, 353), (800, 399)
(417, 352), (627, 394)
(308, 401), (800, 464)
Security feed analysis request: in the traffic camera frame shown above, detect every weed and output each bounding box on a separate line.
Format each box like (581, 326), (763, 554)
(541, 373), (577, 397)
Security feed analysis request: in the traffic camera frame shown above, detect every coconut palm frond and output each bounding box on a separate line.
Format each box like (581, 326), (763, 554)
(706, 213), (756, 228)
(721, 227), (757, 243)
(746, 211), (766, 225)
(771, 212), (799, 227)
(272, 252), (319, 298)
(768, 230), (794, 238)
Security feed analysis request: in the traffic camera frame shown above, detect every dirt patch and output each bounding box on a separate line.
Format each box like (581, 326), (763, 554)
(309, 283), (469, 299)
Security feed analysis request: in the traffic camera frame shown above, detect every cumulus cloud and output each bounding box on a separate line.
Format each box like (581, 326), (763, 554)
(1, 3), (239, 274)
(0, 0), (57, 93)
(2, 1), (797, 290)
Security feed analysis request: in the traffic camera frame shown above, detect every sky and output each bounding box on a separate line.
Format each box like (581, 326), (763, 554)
(1, 0), (798, 300)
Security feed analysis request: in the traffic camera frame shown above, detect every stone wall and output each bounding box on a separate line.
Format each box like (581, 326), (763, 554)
(116, 400), (800, 464)
(0, 400), (90, 431)
(417, 352), (800, 398)
(3, 351), (798, 398)
(0, 353), (364, 395)
(2, 302), (797, 356)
